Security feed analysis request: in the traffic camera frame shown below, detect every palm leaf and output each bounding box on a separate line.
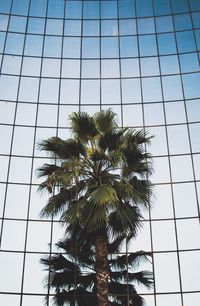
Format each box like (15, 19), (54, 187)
(69, 112), (98, 142)
(94, 109), (117, 134)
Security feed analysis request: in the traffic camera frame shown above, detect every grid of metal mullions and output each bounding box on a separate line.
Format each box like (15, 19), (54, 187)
(153, 1), (184, 304)
(0, 0), (200, 304)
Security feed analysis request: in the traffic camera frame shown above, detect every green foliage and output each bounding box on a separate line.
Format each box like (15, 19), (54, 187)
(37, 110), (154, 306)
(41, 235), (153, 306)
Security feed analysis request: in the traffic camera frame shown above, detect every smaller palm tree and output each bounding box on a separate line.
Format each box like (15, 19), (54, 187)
(41, 230), (153, 306)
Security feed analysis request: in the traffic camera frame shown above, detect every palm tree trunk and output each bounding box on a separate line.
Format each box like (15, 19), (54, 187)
(95, 229), (110, 306)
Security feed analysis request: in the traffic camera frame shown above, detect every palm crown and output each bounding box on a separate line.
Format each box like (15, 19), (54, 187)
(37, 110), (153, 306)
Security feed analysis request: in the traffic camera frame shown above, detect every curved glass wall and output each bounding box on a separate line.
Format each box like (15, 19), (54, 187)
(0, 0), (200, 305)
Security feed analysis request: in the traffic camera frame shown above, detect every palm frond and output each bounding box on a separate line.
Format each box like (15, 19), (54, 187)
(127, 271), (154, 289)
(94, 109), (117, 134)
(69, 112), (98, 142)
(108, 204), (142, 237)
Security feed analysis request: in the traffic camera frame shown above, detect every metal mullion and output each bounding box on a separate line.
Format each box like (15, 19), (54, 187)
(99, 0), (102, 111)
(0, 0), (15, 249)
(78, 1), (84, 113)
(19, 0), (49, 304)
(116, 1), (129, 304)
(135, 1), (157, 306)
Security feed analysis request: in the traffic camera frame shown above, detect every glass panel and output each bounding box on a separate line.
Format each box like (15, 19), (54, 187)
(81, 80), (100, 104)
(0, 156), (9, 182)
(151, 184), (174, 219)
(177, 219), (200, 250)
(0, 125), (12, 154)
(83, 1), (100, 19)
(65, 1), (82, 19)
(170, 155), (194, 182)
(0, 252), (23, 292)
(0, 294), (20, 306)
(26, 221), (51, 252)
(154, 253), (180, 292)
(183, 73), (200, 99)
(101, 20), (118, 36)
(141, 57), (160, 76)
(101, 1), (117, 19)
(42, 58), (60, 77)
(2, 55), (22, 74)
(5, 184), (29, 219)
(173, 183), (198, 218)
(180, 251), (200, 291)
(183, 293), (200, 306)
(9, 157), (32, 184)
(63, 37), (81, 58)
(189, 123), (200, 153)
(101, 80), (120, 104)
(15, 103), (37, 126)
(23, 254), (47, 293)
(152, 220), (177, 251)
(62, 59), (80, 78)
(176, 31), (196, 53)
(39, 78), (59, 104)
(82, 37), (99, 58)
(119, 19), (136, 35)
(144, 103), (165, 125)
(139, 35), (157, 56)
(101, 37), (119, 58)
(46, 19), (63, 35)
(151, 157), (170, 183)
(101, 59), (120, 78)
(123, 104), (143, 127)
(149, 126), (168, 156)
(82, 60), (99, 78)
(155, 16), (173, 32)
(60, 79), (80, 104)
(142, 77), (162, 102)
(29, 0), (47, 17)
(1, 220), (26, 251)
(167, 125), (190, 154)
(165, 101), (186, 124)
(44, 36), (62, 58)
(0, 75), (19, 101)
(0, 101), (15, 124)
(19, 77), (39, 103)
(83, 20), (99, 36)
(122, 79), (141, 103)
(138, 18), (155, 34)
(180, 53), (199, 73)
(160, 55), (180, 75)
(129, 221), (151, 252)
(120, 36), (138, 57)
(37, 104), (58, 127)
(158, 33), (177, 55)
(156, 294), (182, 306)
(186, 99), (200, 122)
(121, 58), (140, 77)
(162, 76), (183, 101)
(12, 126), (34, 156)
(27, 17), (45, 34)
(64, 20), (81, 36)
(22, 57), (41, 77)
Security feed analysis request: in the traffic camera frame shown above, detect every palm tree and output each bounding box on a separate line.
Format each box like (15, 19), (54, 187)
(37, 110), (153, 306)
(41, 232), (153, 306)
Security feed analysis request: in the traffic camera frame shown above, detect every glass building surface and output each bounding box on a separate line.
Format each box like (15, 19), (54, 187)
(0, 0), (200, 305)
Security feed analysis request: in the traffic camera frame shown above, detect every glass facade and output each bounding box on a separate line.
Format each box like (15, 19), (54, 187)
(0, 0), (200, 305)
